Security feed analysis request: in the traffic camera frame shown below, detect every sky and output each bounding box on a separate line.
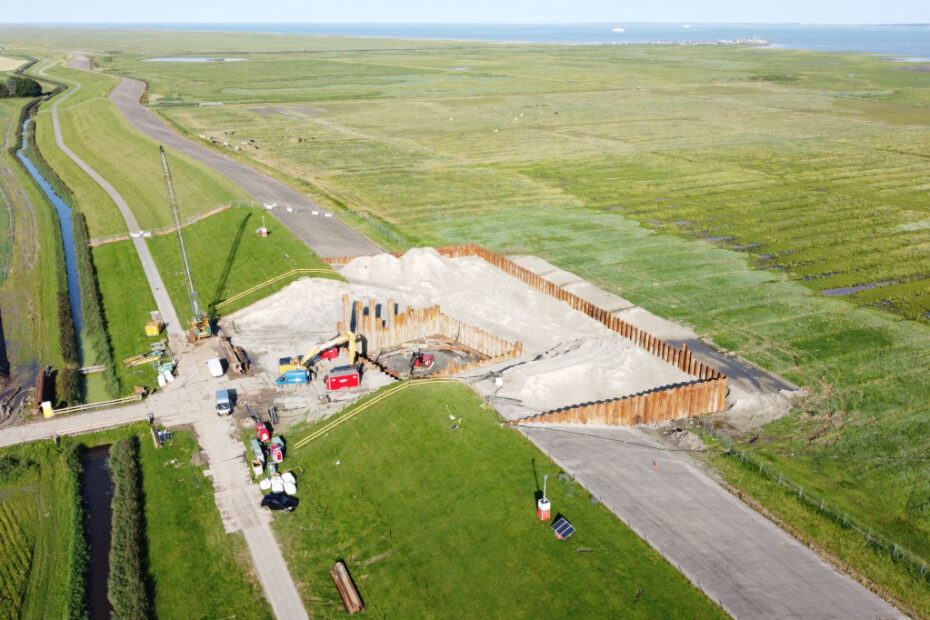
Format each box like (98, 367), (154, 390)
(3, 0), (929, 25)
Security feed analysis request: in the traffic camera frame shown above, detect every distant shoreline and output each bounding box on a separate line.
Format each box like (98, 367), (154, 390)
(5, 22), (930, 58)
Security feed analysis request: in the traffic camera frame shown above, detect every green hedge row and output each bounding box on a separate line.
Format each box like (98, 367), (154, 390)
(107, 437), (151, 619)
(63, 447), (89, 620)
(72, 213), (119, 397)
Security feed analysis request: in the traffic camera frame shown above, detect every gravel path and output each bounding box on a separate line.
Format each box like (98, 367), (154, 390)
(107, 77), (379, 258)
(521, 424), (903, 620)
(46, 66), (185, 347)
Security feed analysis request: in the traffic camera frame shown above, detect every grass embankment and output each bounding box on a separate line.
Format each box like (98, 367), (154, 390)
(707, 450), (930, 616)
(92, 39), (930, 593)
(40, 63), (248, 232)
(146, 206), (342, 320)
(107, 437), (151, 617)
(275, 381), (723, 618)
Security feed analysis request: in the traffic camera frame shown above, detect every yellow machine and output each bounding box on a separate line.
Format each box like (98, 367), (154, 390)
(277, 331), (358, 375)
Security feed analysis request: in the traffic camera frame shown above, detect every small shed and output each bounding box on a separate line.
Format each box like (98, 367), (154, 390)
(325, 366), (359, 391)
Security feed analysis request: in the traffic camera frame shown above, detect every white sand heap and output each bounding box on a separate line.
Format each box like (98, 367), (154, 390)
(224, 248), (692, 416)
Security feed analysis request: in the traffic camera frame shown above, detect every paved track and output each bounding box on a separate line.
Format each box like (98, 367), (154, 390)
(46, 69), (185, 347)
(521, 424), (903, 620)
(108, 78), (379, 258)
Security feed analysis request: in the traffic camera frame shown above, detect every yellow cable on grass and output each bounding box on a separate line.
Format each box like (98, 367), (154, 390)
(214, 268), (337, 310)
(292, 378), (456, 451)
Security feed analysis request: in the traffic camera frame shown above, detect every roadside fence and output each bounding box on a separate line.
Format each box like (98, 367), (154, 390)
(698, 420), (930, 585)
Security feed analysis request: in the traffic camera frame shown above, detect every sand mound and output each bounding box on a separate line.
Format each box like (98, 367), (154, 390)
(227, 249), (692, 414)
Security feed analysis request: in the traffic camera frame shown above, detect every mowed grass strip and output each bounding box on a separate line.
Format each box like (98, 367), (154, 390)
(139, 431), (272, 618)
(274, 382), (723, 618)
(90, 240), (158, 395)
(146, 207), (342, 321)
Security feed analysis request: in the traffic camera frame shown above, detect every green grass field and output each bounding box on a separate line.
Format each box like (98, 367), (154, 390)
(275, 381), (723, 618)
(0, 97), (64, 369)
(139, 430), (271, 618)
(146, 206), (342, 320)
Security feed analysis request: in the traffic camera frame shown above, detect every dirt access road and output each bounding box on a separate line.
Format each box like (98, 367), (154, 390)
(102, 72), (379, 259)
(0, 343), (309, 619)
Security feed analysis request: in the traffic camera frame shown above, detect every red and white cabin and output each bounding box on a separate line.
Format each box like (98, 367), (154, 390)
(325, 366), (359, 391)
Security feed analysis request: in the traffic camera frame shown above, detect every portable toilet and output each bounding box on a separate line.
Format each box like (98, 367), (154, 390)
(325, 366), (360, 391)
(269, 444), (283, 463)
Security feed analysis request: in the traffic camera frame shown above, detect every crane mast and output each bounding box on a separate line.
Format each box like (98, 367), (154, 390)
(160, 145), (212, 341)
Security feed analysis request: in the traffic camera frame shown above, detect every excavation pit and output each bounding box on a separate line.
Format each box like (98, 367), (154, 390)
(373, 339), (485, 379)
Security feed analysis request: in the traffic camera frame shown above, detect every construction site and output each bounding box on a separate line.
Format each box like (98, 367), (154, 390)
(216, 245), (739, 431)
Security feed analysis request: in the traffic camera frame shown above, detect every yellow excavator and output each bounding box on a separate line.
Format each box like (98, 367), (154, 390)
(278, 331), (358, 375)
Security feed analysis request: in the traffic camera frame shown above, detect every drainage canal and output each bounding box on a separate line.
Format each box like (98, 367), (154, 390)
(81, 446), (114, 620)
(15, 117), (84, 347)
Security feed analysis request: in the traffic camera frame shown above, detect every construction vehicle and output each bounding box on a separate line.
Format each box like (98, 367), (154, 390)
(277, 332), (358, 375)
(275, 369), (310, 386)
(410, 352), (435, 374)
(159, 145), (212, 342)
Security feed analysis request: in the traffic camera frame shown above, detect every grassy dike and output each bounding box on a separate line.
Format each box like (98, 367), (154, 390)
(274, 382), (724, 618)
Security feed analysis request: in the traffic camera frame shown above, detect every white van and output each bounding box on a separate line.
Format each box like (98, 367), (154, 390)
(207, 357), (224, 377)
(216, 389), (233, 416)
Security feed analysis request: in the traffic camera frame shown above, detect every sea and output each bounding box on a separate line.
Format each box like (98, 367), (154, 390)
(76, 23), (930, 60)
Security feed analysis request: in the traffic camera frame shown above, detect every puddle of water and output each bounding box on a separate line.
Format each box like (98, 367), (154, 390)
(143, 57), (246, 62)
(81, 446), (114, 620)
(16, 119), (84, 348)
(821, 280), (895, 296)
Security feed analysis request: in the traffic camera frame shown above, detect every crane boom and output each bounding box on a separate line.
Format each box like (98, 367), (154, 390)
(160, 145), (211, 340)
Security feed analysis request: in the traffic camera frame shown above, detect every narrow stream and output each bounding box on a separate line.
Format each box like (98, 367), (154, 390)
(81, 446), (114, 620)
(15, 117), (84, 345)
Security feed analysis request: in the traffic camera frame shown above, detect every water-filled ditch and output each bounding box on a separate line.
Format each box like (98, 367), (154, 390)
(81, 445), (114, 619)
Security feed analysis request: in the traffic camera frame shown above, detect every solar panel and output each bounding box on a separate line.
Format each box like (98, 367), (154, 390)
(551, 517), (575, 539)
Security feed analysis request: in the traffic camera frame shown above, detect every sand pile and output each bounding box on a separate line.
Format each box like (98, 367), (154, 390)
(226, 248), (692, 415)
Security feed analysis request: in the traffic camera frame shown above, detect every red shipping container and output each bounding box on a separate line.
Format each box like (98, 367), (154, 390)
(326, 366), (359, 391)
(256, 421), (270, 443)
(320, 347), (339, 360)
